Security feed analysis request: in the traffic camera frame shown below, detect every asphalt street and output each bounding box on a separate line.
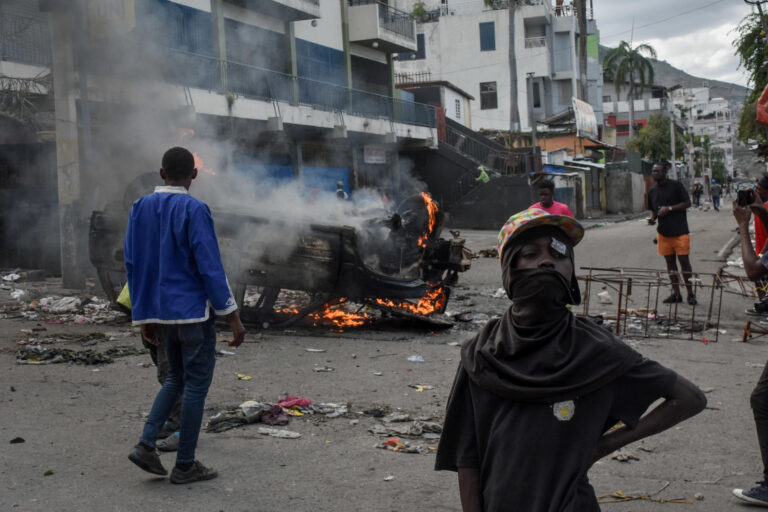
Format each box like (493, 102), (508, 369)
(1, 199), (765, 512)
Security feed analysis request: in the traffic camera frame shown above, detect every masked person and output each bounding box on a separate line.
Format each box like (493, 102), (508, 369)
(435, 208), (706, 512)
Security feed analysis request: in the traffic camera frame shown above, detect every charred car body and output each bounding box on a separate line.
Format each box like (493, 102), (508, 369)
(89, 191), (471, 327)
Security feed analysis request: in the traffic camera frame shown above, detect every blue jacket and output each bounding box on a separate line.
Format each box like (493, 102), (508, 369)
(124, 186), (237, 324)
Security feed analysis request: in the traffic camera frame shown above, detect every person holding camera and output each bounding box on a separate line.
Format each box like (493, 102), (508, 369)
(647, 161), (697, 305)
(732, 192), (768, 505)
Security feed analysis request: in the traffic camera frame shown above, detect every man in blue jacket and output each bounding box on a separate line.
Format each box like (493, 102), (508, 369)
(126, 146), (245, 484)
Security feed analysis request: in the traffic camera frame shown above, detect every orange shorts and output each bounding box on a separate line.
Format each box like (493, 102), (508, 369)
(657, 233), (690, 256)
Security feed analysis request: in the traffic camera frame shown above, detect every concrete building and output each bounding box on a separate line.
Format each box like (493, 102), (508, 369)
(671, 87), (734, 179)
(602, 81), (673, 148)
(2, 0), (439, 287)
(393, 0), (604, 134)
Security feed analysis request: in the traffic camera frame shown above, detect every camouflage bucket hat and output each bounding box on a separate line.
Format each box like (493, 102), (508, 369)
(497, 208), (584, 259)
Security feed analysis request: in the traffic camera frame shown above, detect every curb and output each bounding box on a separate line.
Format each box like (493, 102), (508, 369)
(583, 212), (648, 231)
(716, 231), (741, 261)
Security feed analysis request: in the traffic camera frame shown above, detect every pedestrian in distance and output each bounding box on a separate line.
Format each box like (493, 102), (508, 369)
(336, 180), (349, 200)
(710, 180), (722, 212)
(125, 147), (246, 484)
(435, 207), (706, 512)
(647, 161), (697, 305)
(530, 179), (574, 217)
(692, 182), (703, 208)
(731, 192), (768, 506)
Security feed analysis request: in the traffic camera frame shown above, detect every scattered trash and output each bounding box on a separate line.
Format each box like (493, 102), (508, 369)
(10, 289), (26, 300)
(372, 371), (383, 376)
(491, 288), (507, 298)
(384, 475), (395, 482)
(217, 350), (236, 356)
(305, 348), (326, 353)
(261, 405), (290, 426)
(747, 362), (766, 368)
(2, 273), (20, 282)
(236, 373), (252, 380)
(408, 384), (433, 392)
(376, 436), (424, 454)
(695, 493), (704, 501)
(257, 427), (301, 439)
(277, 395), (312, 408)
(597, 291), (612, 304)
(611, 448), (639, 462)
(44, 470), (54, 476)
(16, 345), (146, 365)
(475, 248), (498, 258)
(370, 420), (442, 438)
(9, 437), (24, 444)
(313, 366), (335, 373)
(407, 355), (425, 363)
(349, 419), (359, 425)
(47, 297), (81, 313)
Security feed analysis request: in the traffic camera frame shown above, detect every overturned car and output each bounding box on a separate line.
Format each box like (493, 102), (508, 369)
(89, 188), (471, 328)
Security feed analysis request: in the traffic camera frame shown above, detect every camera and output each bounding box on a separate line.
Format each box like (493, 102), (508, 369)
(738, 189), (754, 207)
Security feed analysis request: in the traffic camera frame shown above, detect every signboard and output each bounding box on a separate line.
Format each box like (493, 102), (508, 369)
(571, 97), (598, 139)
(87, 0), (136, 38)
(363, 145), (387, 164)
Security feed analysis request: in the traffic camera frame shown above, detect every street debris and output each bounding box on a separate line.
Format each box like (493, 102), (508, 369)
(474, 248), (498, 258)
(407, 355), (425, 363)
(312, 365), (335, 372)
(491, 288), (507, 298)
(408, 384), (433, 392)
(597, 291), (612, 304)
(236, 373), (252, 380)
(383, 475), (395, 481)
(305, 348), (326, 353)
(258, 427), (301, 439)
(376, 436), (425, 454)
(611, 448), (640, 463)
(16, 345), (146, 365)
(10, 437), (25, 444)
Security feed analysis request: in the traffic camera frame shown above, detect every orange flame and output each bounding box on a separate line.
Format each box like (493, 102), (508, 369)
(180, 128), (195, 139)
(192, 152), (217, 176)
(375, 285), (446, 316)
(308, 299), (371, 329)
(417, 192), (439, 248)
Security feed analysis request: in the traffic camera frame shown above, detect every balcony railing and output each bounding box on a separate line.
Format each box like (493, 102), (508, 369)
(349, 0), (415, 40)
(152, 48), (435, 128)
(524, 36), (546, 48)
(0, 12), (51, 66)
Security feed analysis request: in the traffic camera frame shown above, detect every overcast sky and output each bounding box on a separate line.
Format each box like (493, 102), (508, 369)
(595, 0), (755, 88)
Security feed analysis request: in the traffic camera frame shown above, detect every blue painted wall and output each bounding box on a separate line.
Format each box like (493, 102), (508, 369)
(296, 39), (346, 86)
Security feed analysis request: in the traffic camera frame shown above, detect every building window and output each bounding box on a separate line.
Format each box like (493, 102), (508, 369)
(397, 33), (425, 61)
(602, 95), (612, 102)
(533, 82), (541, 108)
(558, 80), (572, 105)
(480, 81), (497, 110)
(479, 22), (495, 51)
(455, 99), (461, 119)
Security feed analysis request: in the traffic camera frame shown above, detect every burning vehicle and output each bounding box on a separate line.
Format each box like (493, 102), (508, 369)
(89, 181), (472, 329)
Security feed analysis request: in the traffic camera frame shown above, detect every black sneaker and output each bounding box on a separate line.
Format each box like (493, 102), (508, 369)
(128, 444), (167, 476)
(733, 481), (768, 506)
(662, 293), (683, 304)
(170, 460), (218, 484)
(687, 293), (698, 306)
(747, 308), (764, 317)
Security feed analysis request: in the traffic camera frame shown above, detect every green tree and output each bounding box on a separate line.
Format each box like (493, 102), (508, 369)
(603, 41), (657, 138)
(626, 114), (684, 160)
(733, 13), (768, 143)
(710, 147), (727, 183)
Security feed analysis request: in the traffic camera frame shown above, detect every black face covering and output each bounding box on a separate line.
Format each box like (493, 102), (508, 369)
(459, 227), (640, 403)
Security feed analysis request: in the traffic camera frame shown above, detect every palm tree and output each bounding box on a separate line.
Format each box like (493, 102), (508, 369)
(603, 41), (657, 138)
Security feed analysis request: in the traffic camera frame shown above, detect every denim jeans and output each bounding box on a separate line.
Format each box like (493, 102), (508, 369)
(140, 315), (216, 463)
(713, 195), (720, 210)
(751, 362), (768, 481)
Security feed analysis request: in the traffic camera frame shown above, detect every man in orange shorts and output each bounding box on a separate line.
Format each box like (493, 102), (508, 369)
(648, 161), (697, 305)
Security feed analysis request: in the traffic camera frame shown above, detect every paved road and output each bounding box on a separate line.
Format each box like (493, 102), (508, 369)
(1, 201), (764, 511)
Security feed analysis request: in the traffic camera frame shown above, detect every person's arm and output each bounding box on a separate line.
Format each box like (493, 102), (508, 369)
(734, 198), (768, 281)
(647, 192), (657, 224)
(458, 468), (483, 512)
(188, 204), (245, 346)
(593, 374), (705, 462)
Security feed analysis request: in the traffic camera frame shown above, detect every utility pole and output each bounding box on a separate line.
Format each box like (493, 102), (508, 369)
(670, 115), (676, 178)
(527, 72), (537, 151)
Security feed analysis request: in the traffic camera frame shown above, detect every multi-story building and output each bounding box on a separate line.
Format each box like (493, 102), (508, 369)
(671, 87), (734, 179)
(1, 0), (439, 287)
(393, 0), (603, 134)
(601, 81), (673, 148)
